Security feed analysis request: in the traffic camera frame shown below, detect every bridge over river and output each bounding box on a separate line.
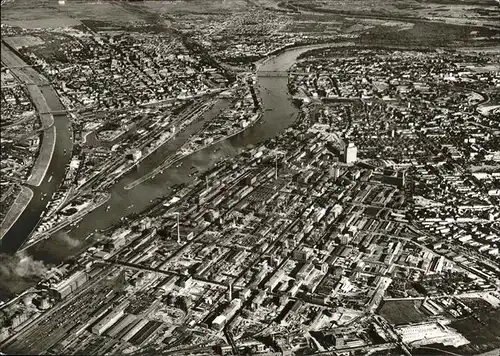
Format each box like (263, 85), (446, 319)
(257, 70), (310, 77)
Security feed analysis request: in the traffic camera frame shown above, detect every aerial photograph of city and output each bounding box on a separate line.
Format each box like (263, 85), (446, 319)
(0, 0), (499, 355)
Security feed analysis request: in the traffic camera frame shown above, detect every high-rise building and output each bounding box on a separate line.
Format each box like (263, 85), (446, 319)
(344, 142), (357, 163)
(330, 165), (340, 180)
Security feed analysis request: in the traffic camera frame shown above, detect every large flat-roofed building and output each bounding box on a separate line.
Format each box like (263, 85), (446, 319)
(49, 271), (88, 300)
(212, 315), (226, 331)
(396, 321), (470, 347)
(92, 301), (129, 336)
(344, 142), (357, 163)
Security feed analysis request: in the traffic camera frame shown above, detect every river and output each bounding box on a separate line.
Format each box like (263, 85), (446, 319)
(0, 47), (74, 254)
(21, 43), (336, 264)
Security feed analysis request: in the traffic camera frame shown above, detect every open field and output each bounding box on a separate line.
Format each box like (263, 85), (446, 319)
(450, 299), (500, 354)
(413, 314), (500, 355)
(378, 300), (429, 325)
(1, 0), (145, 28)
(278, 0), (500, 24)
(1, 3), (81, 29)
(3, 36), (45, 49)
(141, 0), (250, 14)
(361, 20), (498, 47)
(2, 0), (499, 29)
(413, 299), (500, 355)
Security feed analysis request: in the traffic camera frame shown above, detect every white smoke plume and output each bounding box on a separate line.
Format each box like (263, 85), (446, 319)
(53, 231), (81, 248)
(0, 251), (48, 279)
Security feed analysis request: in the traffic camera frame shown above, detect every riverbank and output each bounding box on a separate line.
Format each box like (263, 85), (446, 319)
(0, 43), (73, 253)
(26, 125), (56, 186)
(124, 112), (264, 190)
(19, 192), (111, 252)
(1, 43), (57, 187)
(22, 41), (351, 263)
(0, 43), (59, 248)
(0, 186), (33, 241)
(97, 100), (219, 191)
